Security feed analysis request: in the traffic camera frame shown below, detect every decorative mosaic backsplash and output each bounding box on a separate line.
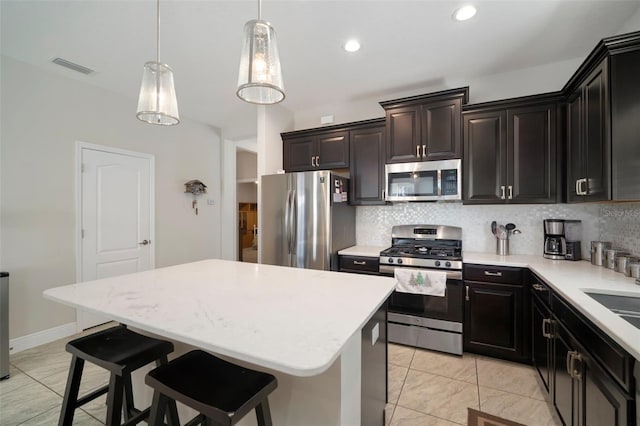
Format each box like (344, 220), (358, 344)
(599, 203), (640, 256)
(355, 202), (627, 259)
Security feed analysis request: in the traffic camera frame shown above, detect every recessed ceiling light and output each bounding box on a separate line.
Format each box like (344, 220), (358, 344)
(344, 39), (361, 53)
(453, 5), (477, 21)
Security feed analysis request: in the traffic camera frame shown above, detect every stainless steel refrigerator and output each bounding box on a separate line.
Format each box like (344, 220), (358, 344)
(261, 171), (355, 271)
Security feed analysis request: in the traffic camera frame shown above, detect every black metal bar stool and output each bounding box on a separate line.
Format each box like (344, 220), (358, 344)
(145, 350), (278, 426)
(59, 325), (178, 426)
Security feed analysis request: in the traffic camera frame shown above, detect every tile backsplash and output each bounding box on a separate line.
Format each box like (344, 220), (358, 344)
(356, 202), (640, 258)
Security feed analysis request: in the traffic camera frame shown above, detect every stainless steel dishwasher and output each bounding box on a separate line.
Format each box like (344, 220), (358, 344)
(0, 272), (8, 379)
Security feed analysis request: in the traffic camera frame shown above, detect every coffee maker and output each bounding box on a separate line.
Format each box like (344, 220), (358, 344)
(543, 219), (582, 260)
(543, 219), (566, 259)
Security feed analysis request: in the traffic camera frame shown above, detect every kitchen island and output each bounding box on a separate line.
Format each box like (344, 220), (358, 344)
(44, 259), (396, 426)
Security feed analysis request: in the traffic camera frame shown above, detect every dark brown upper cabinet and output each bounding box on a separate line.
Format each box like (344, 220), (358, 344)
(282, 129), (349, 172)
(281, 118), (387, 205)
(564, 31), (640, 202)
(380, 87), (468, 163)
(463, 94), (562, 205)
(349, 120), (386, 205)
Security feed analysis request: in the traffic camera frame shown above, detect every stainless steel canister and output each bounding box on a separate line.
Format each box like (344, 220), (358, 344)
(616, 255), (639, 274)
(606, 249), (629, 270)
(627, 262), (640, 279)
(590, 241), (612, 266)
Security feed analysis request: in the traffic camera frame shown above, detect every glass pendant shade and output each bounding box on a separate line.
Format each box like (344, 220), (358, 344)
(237, 19), (285, 105)
(137, 61), (180, 125)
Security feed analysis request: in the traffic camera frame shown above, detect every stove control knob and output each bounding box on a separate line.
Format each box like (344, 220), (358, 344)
(388, 258), (394, 264)
(397, 259), (403, 264)
(446, 261), (451, 267)
(435, 260), (441, 267)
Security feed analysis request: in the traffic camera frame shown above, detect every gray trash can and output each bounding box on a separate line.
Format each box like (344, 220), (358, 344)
(0, 272), (8, 379)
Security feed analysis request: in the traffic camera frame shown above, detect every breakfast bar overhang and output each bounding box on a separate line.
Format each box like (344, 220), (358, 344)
(44, 259), (396, 426)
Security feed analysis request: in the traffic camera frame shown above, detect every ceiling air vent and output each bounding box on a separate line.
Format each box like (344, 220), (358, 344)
(51, 57), (95, 75)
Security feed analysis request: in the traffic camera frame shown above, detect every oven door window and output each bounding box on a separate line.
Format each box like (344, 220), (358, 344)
(387, 170), (437, 197)
(389, 279), (463, 323)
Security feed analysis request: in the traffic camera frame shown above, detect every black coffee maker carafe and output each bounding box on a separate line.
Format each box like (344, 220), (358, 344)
(543, 219), (566, 259)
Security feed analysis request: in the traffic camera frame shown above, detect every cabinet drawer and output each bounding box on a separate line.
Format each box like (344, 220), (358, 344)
(339, 255), (380, 275)
(530, 272), (552, 307)
(552, 294), (633, 392)
(463, 264), (524, 285)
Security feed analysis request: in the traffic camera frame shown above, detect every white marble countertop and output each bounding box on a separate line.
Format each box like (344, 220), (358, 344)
(44, 259), (396, 377)
(338, 245), (387, 257)
(464, 252), (640, 361)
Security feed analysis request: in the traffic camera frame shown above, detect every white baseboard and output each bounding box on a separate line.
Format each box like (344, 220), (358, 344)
(9, 322), (77, 354)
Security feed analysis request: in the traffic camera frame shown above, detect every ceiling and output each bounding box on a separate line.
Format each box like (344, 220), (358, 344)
(2, 1), (639, 130)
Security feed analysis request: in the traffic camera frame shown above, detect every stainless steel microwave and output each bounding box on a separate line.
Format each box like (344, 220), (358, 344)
(385, 159), (462, 202)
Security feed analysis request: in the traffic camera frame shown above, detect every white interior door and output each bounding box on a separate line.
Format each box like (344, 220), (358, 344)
(77, 144), (154, 330)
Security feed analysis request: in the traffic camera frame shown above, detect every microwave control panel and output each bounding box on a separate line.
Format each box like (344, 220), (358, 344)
(442, 169), (458, 196)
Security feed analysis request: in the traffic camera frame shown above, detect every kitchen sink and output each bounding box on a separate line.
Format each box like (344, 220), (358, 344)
(585, 292), (640, 330)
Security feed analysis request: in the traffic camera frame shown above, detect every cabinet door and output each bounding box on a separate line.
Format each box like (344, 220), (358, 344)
(553, 323), (578, 426)
(532, 296), (551, 392)
(567, 90), (583, 203)
(317, 130), (349, 169)
(463, 281), (523, 360)
(421, 98), (462, 160)
(386, 105), (421, 163)
(581, 352), (633, 426)
(582, 59), (610, 202)
(507, 104), (557, 203)
(283, 135), (315, 172)
(349, 125), (386, 205)
(463, 111), (507, 204)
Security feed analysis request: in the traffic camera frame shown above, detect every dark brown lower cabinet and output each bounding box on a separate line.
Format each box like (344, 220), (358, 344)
(553, 320), (633, 426)
(463, 281), (527, 362)
(532, 294), (552, 392)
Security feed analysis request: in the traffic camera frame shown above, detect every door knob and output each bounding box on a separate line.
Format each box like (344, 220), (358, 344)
(138, 239), (151, 245)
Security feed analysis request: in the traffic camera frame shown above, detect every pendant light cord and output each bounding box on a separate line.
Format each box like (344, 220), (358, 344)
(258, 0), (262, 20)
(156, 0), (160, 64)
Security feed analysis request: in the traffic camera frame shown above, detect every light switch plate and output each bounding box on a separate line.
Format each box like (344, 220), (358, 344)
(371, 322), (379, 346)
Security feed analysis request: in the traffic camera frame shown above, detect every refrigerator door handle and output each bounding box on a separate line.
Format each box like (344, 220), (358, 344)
(290, 189), (297, 259)
(285, 190), (292, 254)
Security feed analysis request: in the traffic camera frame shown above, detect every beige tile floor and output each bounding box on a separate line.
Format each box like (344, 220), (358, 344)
(385, 343), (563, 426)
(1, 328), (562, 426)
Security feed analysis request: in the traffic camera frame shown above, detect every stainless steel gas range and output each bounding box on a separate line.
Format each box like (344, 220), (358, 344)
(379, 225), (464, 355)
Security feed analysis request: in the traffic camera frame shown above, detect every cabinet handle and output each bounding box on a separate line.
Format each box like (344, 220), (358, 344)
(465, 285), (469, 301)
(422, 145), (426, 157)
(500, 186), (506, 200)
(353, 260), (366, 265)
(542, 318), (553, 339)
(566, 350), (582, 380)
(315, 156), (320, 167)
(483, 271), (503, 277)
(532, 283), (545, 291)
(576, 178), (588, 195)
(508, 185), (513, 200)
(416, 145), (421, 158)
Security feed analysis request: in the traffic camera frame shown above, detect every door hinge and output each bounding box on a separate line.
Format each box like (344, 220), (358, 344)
(81, 163), (85, 173)
(81, 229), (85, 238)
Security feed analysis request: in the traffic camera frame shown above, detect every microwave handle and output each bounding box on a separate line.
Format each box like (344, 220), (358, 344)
(437, 169), (442, 196)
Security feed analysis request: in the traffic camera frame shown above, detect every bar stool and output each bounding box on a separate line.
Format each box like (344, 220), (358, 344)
(145, 350), (278, 426)
(59, 325), (178, 426)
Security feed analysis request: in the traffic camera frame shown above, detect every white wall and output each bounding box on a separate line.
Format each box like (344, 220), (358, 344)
(292, 57), (583, 130)
(0, 56), (222, 340)
(617, 6), (640, 34)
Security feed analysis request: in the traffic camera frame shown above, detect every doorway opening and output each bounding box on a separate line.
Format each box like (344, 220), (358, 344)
(236, 150), (258, 263)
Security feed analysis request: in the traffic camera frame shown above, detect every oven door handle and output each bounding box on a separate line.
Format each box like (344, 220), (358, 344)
(379, 264), (462, 280)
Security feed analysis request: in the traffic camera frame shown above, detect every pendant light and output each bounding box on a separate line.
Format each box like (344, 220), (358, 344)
(136, 0), (179, 125)
(236, 0), (285, 105)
